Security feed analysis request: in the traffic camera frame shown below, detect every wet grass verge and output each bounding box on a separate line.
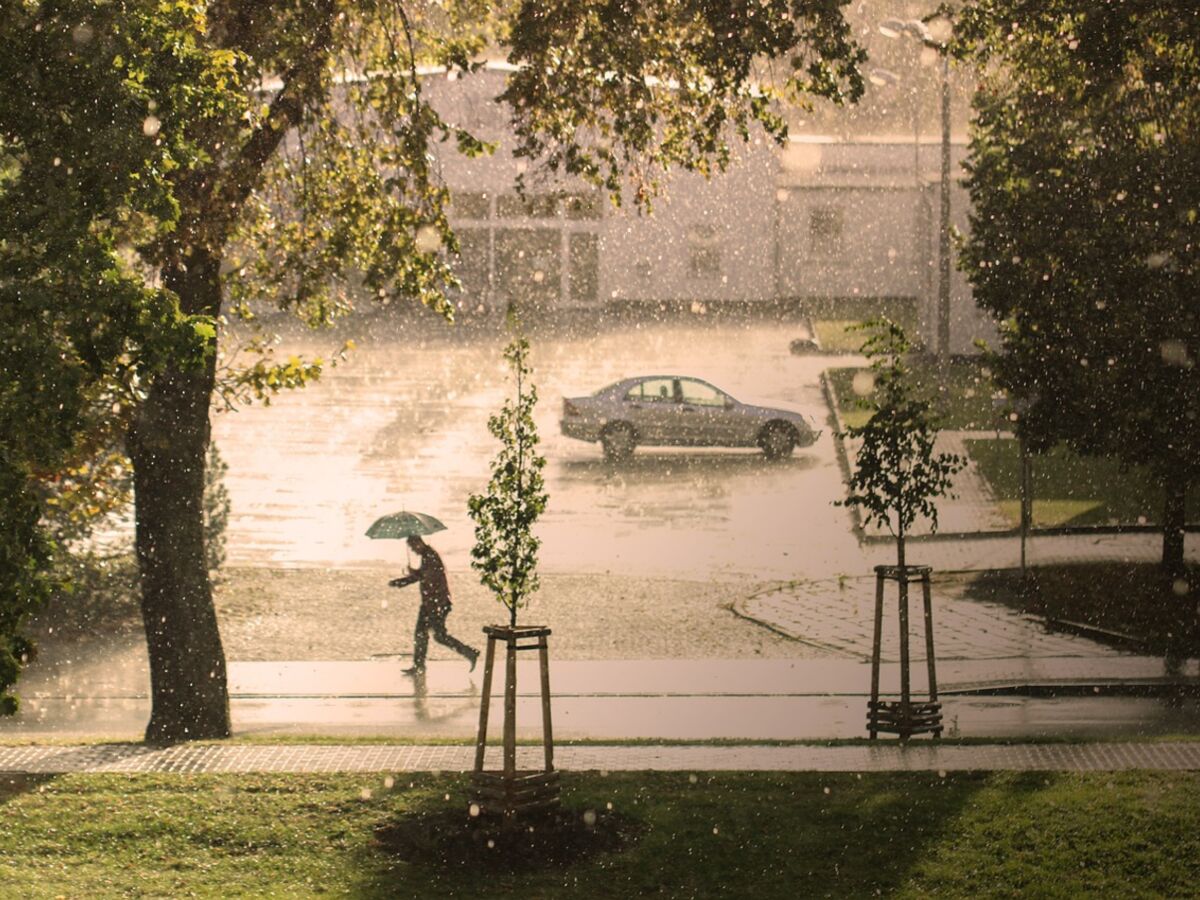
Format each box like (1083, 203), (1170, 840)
(966, 440), (1200, 530)
(826, 359), (1004, 430)
(2, 771), (1200, 897)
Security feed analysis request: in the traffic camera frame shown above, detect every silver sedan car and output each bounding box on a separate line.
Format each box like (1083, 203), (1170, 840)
(561, 375), (821, 461)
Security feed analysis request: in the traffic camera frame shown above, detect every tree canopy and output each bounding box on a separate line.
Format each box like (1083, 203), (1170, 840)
(957, 0), (1200, 573)
(0, 1), (213, 713)
(0, 0), (865, 738)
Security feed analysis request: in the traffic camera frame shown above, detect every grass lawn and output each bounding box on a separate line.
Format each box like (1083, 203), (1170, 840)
(808, 298), (919, 346)
(965, 439), (1200, 529)
(809, 298), (920, 354)
(2, 771), (1200, 898)
(827, 359), (1006, 431)
(967, 563), (1199, 651)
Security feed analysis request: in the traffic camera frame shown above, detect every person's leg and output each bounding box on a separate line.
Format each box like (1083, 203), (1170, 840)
(408, 606), (431, 672)
(430, 610), (478, 664)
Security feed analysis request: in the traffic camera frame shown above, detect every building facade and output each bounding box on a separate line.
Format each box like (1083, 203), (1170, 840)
(422, 66), (994, 354)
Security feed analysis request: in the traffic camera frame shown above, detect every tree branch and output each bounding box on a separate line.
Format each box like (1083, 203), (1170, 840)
(202, 0), (341, 252)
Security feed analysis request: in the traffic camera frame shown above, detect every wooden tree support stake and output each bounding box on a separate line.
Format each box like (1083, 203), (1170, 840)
(472, 624), (558, 821)
(868, 564), (942, 741)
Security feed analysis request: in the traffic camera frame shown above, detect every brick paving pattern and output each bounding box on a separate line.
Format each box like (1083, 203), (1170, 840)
(737, 575), (1119, 661)
(841, 430), (1013, 538)
(3, 741), (1200, 774)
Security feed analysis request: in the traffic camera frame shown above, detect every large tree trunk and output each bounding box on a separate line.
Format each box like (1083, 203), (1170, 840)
(128, 248), (229, 743)
(1161, 474), (1188, 579)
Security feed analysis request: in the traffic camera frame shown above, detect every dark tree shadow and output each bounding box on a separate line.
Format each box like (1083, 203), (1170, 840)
(345, 772), (996, 899)
(0, 773), (57, 806)
(373, 804), (642, 875)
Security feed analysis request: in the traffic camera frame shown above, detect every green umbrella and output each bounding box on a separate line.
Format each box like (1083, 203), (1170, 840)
(365, 511), (447, 540)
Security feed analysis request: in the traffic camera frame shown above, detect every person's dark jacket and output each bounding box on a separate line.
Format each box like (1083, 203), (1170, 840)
(390, 546), (451, 614)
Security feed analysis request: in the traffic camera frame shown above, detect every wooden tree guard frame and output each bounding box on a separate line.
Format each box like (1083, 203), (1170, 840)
(868, 565), (943, 740)
(472, 625), (559, 821)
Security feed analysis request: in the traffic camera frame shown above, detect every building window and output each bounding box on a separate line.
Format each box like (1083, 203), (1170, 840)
(497, 192), (559, 219)
(494, 228), (561, 309)
(449, 227), (490, 299)
(687, 224), (721, 277)
(568, 233), (599, 303)
(809, 206), (844, 256)
(563, 192), (603, 220)
(450, 191), (491, 220)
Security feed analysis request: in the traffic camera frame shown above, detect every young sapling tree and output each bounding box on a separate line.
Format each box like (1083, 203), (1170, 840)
(468, 337), (548, 627)
(839, 319), (965, 567)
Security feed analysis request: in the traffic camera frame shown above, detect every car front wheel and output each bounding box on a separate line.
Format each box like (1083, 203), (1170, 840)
(601, 422), (637, 462)
(760, 422), (796, 460)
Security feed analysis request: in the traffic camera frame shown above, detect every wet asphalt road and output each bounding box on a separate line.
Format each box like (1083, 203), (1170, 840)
(211, 312), (863, 582)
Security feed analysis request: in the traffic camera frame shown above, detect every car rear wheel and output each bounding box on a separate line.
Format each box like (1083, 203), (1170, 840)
(760, 422), (796, 460)
(601, 422), (637, 462)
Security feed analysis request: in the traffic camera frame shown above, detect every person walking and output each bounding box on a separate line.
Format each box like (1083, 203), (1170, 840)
(390, 535), (479, 675)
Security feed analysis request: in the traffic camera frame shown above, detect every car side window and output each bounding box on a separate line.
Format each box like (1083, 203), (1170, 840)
(679, 379), (726, 407)
(626, 378), (676, 403)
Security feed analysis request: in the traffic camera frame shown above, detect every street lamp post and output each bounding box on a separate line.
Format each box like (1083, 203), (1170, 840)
(879, 17), (953, 363)
(937, 50), (951, 362)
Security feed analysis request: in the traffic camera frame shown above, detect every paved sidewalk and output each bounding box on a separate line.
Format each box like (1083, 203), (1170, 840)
(3, 657), (1198, 743)
(3, 741), (1200, 774)
(843, 430), (1012, 537)
(737, 573), (1123, 661)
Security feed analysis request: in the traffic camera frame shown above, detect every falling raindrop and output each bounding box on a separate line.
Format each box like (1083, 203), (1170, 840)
(1161, 341), (1192, 368)
(415, 225), (442, 253)
(582, 809), (597, 826)
(469, 803), (481, 817)
(143, 116), (161, 137)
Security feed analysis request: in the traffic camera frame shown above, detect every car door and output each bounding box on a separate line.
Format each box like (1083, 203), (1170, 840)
(677, 378), (739, 446)
(620, 377), (679, 444)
